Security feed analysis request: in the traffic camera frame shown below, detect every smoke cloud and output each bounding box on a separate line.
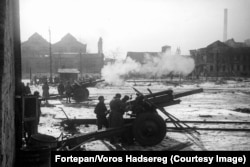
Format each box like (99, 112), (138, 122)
(101, 52), (195, 85)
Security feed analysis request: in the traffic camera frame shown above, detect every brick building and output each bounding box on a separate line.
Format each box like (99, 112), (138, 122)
(21, 33), (104, 78)
(190, 39), (250, 78)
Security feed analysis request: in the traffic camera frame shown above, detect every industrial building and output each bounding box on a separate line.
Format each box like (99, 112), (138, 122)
(190, 39), (250, 78)
(190, 8), (250, 79)
(21, 33), (104, 78)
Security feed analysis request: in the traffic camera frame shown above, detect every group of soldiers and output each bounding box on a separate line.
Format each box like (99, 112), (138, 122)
(94, 93), (130, 144)
(26, 79), (133, 145)
(40, 81), (73, 104)
(57, 81), (73, 103)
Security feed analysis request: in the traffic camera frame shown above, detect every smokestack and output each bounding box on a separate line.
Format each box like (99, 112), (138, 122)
(223, 8), (228, 42)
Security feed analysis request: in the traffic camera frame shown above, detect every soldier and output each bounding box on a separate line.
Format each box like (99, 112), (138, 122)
(120, 95), (133, 145)
(65, 81), (72, 103)
(25, 83), (31, 95)
(57, 81), (65, 99)
(94, 96), (109, 130)
(34, 91), (41, 125)
(109, 93), (123, 143)
(121, 95), (130, 114)
(42, 81), (49, 104)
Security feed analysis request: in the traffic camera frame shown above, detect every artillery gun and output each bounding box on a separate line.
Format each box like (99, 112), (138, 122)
(45, 79), (104, 102)
(125, 88), (203, 146)
(70, 79), (104, 102)
(58, 88), (203, 149)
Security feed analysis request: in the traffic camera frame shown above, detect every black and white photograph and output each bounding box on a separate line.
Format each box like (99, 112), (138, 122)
(1, 0), (250, 166)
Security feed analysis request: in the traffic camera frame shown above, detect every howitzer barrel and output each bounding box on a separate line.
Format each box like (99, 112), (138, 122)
(174, 88), (203, 99)
(145, 89), (173, 98)
(78, 79), (105, 87)
(128, 88), (203, 110)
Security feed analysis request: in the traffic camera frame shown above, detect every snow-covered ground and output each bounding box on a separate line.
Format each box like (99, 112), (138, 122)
(26, 80), (250, 151)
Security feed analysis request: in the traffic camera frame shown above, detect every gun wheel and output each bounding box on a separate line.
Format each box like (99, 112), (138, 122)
(84, 88), (89, 99)
(73, 88), (89, 102)
(133, 113), (166, 146)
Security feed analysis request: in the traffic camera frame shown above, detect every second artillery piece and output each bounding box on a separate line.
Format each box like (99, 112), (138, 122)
(70, 79), (105, 102)
(48, 79), (105, 102)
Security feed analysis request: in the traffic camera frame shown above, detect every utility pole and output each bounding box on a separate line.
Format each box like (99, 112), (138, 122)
(223, 9), (228, 42)
(79, 51), (82, 79)
(49, 28), (52, 83)
(29, 67), (32, 83)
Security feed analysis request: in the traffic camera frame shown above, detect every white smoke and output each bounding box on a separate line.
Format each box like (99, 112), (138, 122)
(101, 57), (141, 85)
(101, 52), (195, 85)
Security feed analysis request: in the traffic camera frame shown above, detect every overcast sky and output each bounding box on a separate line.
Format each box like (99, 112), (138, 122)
(20, 0), (250, 57)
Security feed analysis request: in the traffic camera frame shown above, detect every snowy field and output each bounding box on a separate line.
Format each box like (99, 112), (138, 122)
(25, 80), (250, 151)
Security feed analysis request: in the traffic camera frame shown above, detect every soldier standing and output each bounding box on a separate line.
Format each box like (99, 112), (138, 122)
(57, 81), (65, 100)
(94, 96), (109, 130)
(25, 83), (31, 95)
(65, 81), (72, 103)
(42, 81), (49, 104)
(34, 91), (41, 126)
(109, 93), (123, 143)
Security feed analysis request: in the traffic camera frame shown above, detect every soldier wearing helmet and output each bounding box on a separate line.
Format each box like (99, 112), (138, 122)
(94, 96), (109, 130)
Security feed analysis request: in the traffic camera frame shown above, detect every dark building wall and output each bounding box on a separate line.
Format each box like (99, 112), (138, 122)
(21, 34), (104, 78)
(1, 0), (21, 166)
(22, 53), (104, 78)
(190, 40), (250, 78)
(81, 53), (104, 73)
(53, 53), (104, 74)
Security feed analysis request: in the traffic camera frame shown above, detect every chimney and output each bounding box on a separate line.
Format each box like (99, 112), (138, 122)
(223, 8), (228, 42)
(98, 37), (103, 54)
(161, 45), (171, 54)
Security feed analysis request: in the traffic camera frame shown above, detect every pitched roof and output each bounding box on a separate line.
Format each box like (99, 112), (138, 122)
(225, 38), (247, 48)
(53, 33), (86, 52)
(22, 32), (49, 49)
(206, 40), (230, 48)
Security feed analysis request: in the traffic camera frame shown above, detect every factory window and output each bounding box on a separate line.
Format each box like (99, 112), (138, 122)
(202, 55), (206, 62)
(234, 55), (237, 61)
(234, 65), (237, 71)
(211, 54), (214, 62)
(210, 65), (213, 71)
(222, 65), (226, 72)
(243, 65), (246, 71)
(237, 65), (240, 71)
(243, 55), (246, 61)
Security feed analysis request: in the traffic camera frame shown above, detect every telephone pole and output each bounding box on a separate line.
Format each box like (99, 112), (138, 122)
(49, 28), (52, 83)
